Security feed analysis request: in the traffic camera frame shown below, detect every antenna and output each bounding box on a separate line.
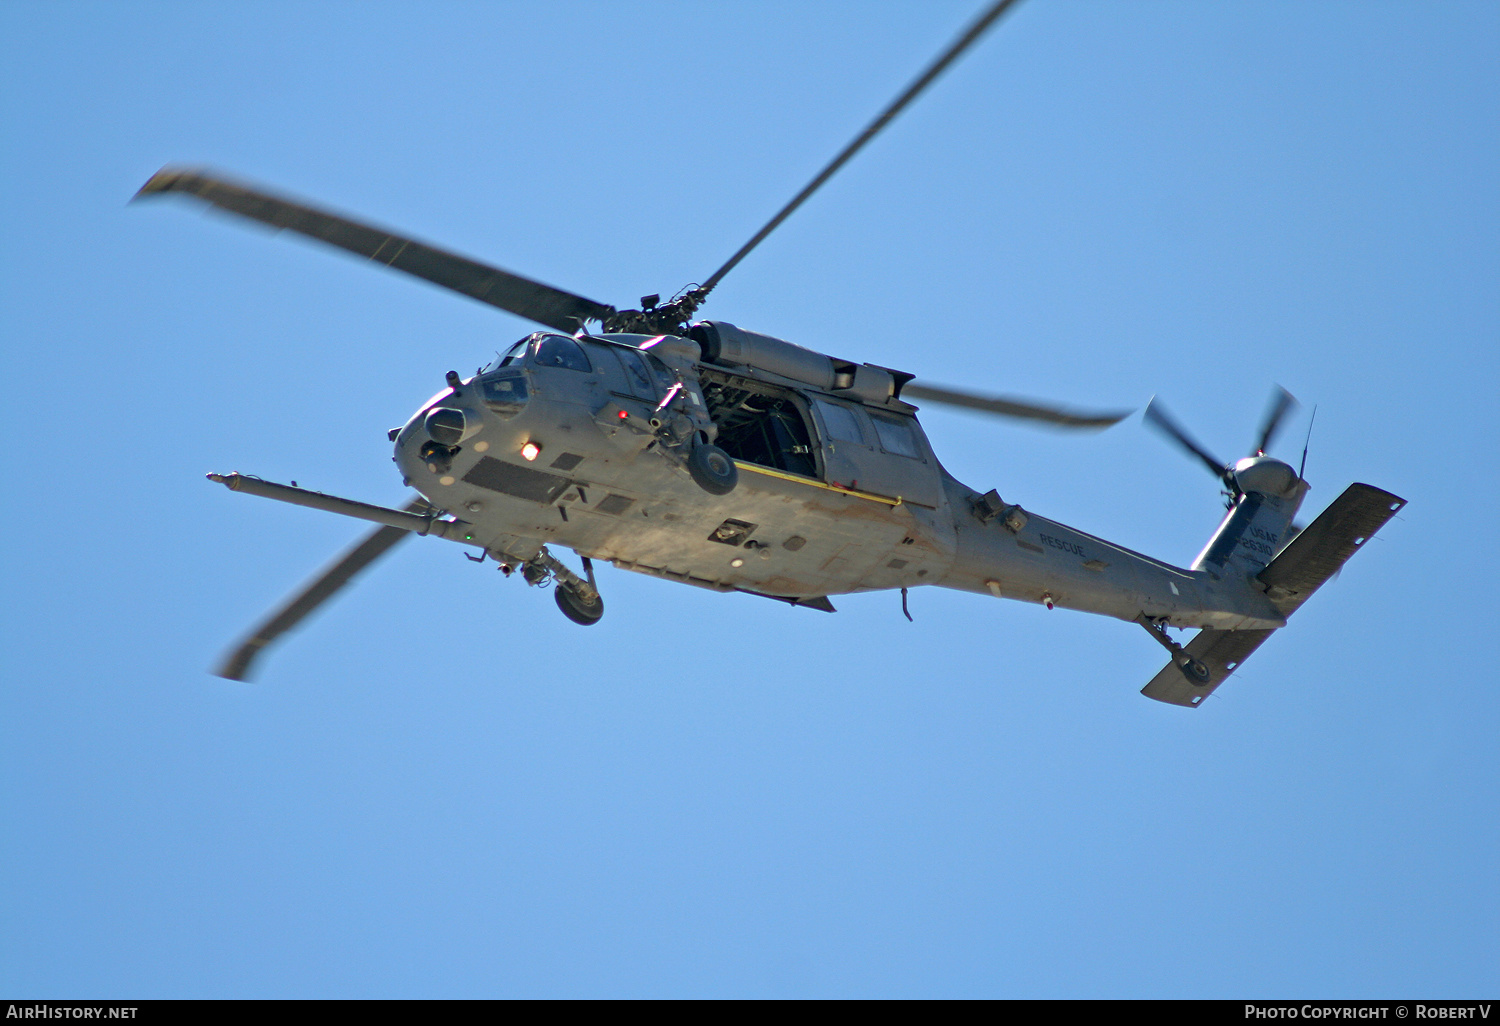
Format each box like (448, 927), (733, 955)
(1299, 405), (1318, 480)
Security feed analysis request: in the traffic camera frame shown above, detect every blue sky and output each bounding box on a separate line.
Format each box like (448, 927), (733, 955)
(2, 0), (1496, 998)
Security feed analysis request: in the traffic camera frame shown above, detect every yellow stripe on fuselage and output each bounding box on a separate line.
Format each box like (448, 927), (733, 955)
(732, 460), (903, 506)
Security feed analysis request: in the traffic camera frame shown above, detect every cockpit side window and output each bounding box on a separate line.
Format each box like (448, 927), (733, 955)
(533, 334), (593, 372)
(482, 339), (530, 374)
(614, 348), (657, 398)
(642, 352), (678, 393)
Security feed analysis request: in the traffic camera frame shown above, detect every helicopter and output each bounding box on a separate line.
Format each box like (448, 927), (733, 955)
(135, 0), (1404, 706)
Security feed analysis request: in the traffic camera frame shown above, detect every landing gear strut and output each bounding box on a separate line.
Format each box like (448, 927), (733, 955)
(1137, 614), (1211, 686)
(522, 550), (604, 626)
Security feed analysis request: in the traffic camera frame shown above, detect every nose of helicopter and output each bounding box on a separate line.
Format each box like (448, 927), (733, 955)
(394, 364), (538, 487)
(392, 380), (478, 482)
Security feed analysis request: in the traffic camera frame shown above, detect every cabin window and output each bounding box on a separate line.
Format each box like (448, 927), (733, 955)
(814, 399), (866, 444)
(533, 334), (593, 372)
(871, 414), (921, 459)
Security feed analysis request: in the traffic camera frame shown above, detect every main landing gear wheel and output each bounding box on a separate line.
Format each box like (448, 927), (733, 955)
(688, 443), (738, 495)
(555, 584), (604, 626)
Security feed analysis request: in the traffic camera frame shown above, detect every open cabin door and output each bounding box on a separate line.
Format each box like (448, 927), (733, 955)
(700, 374), (821, 478)
(699, 371), (943, 508)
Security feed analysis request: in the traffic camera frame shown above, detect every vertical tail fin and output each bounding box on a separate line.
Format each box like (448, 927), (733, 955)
(1193, 466), (1306, 577)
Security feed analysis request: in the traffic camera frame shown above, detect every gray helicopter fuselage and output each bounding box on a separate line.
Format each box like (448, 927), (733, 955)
(394, 329), (1290, 631)
(145, 3), (1404, 695)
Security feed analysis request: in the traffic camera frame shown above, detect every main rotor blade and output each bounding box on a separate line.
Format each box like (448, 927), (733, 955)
(694, 0), (1023, 301)
(902, 382), (1129, 430)
(213, 497), (430, 681)
(1143, 397), (1230, 483)
(1253, 385), (1299, 456)
(134, 167), (615, 334)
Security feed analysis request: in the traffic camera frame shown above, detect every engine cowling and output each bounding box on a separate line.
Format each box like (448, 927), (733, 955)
(689, 320), (906, 404)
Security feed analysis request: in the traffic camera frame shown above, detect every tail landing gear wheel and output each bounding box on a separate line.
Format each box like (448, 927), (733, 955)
(1179, 657), (1212, 686)
(555, 584), (604, 626)
(688, 443), (738, 495)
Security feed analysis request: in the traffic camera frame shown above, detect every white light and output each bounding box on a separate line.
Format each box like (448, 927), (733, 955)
(520, 442), (541, 461)
(730, 558), (744, 568)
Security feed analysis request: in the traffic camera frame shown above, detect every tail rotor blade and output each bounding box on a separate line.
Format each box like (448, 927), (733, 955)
(1143, 397), (1230, 484)
(1253, 385), (1299, 456)
(213, 497), (430, 681)
(902, 382), (1130, 430)
(134, 167), (615, 333)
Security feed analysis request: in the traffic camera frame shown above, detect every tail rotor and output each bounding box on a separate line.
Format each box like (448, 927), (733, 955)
(1144, 385), (1304, 506)
(1142, 396), (1236, 492)
(1254, 386), (1299, 457)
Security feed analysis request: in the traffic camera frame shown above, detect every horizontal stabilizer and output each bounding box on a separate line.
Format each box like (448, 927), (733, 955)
(1259, 483), (1406, 617)
(1141, 482), (1406, 708)
(1141, 628), (1277, 707)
